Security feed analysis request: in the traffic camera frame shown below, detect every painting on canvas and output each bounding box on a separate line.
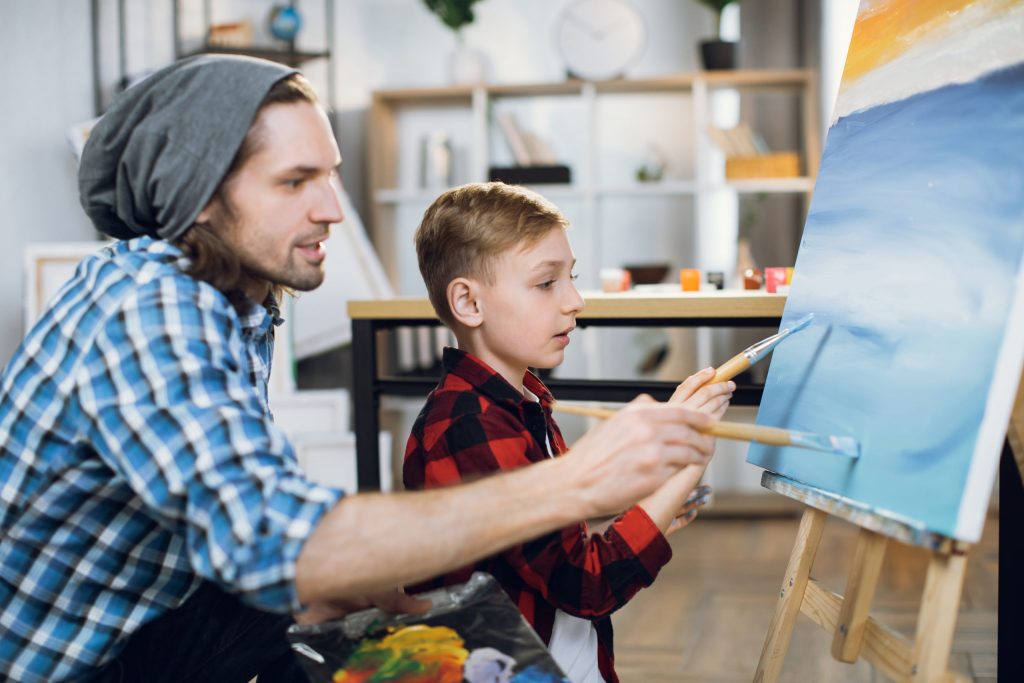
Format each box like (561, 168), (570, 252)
(747, 0), (1024, 541)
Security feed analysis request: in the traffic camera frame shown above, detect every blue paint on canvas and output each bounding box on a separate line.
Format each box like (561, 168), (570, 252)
(747, 61), (1024, 539)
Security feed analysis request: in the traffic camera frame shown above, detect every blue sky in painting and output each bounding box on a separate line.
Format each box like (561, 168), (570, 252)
(747, 62), (1024, 538)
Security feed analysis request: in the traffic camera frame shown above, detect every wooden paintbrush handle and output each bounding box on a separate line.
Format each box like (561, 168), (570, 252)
(552, 403), (616, 419)
(702, 421), (792, 446)
(711, 354), (751, 383)
(552, 403), (792, 447)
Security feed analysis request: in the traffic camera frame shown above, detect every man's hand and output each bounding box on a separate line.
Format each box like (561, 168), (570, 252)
(670, 367), (734, 419)
(294, 587), (432, 625)
(564, 395), (716, 519)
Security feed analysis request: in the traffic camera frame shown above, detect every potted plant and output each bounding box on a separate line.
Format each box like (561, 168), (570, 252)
(423, 0), (488, 83)
(693, 0), (740, 70)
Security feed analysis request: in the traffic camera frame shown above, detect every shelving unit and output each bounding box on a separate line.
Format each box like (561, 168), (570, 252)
(367, 69), (821, 295)
(88, 1), (337, 115)
(171, 0), (336, 104)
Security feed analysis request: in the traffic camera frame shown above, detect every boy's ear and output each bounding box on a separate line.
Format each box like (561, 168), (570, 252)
(447, 277), (484, 329)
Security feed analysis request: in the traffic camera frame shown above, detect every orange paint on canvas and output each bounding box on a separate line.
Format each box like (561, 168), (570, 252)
(842, 0), (999, 84)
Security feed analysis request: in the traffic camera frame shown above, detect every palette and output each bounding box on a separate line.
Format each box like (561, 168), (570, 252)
(287, 573), (568, 683)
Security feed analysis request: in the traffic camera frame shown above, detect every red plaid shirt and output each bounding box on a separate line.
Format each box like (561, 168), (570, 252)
(404, 348), (673, 683)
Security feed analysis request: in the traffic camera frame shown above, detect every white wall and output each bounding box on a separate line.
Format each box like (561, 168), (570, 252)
(0, 0), (179, 366)
(0, 0), (728, 367)
(0, 0), (818, 368)
(0, 1), (96, 364)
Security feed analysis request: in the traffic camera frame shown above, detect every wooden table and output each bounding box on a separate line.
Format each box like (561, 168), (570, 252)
(348, 290), (785, 491)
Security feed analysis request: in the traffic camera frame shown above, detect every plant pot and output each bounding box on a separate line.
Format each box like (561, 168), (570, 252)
(700, 40), (738, 70)
(449, 45), (487, 84)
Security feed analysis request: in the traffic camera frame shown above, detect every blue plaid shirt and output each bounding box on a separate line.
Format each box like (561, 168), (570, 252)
(0, 237), (343, 681)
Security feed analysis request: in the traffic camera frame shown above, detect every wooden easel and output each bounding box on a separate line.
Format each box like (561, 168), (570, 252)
(754, 374), (1024, 683)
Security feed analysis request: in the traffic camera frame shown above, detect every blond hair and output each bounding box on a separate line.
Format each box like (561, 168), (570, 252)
(415, 182), (570, 327)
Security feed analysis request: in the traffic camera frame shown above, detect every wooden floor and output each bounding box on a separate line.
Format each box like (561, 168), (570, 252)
(612, 511), (998, 683)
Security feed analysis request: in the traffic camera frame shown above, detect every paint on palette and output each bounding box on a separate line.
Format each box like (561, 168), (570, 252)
(332, 625), (466, 683)
(329, 625), (563, 683)
(289, 573), (569, 683)
(746, 0), (1024, 542)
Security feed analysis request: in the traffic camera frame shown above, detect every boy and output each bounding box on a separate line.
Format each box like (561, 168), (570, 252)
(405, 182), (735, 683)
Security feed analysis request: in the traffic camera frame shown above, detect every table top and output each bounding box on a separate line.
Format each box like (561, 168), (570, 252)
(348, 290), (787, 320)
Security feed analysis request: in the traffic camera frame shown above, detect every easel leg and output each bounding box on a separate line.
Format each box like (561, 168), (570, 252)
(831, 528), (888, 662)
(753, 506), (827, 683)
(910, 550), (968, 682)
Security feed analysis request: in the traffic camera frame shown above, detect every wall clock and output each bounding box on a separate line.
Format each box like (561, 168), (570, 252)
(556, 0), (646, 81)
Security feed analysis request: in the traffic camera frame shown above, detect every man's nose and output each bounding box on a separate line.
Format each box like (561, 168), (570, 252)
(312, 176), (345, 225)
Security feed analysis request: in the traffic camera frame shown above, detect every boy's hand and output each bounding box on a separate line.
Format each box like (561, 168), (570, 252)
(294, 587), (432, 625)
(566, 395), (715, 518)
(637, 458), (711, 534)
(664, 484), (712, 536)
(669, 367), (735, 420)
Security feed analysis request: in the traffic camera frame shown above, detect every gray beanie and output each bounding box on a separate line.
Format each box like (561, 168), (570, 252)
(79, 54), (297, 240)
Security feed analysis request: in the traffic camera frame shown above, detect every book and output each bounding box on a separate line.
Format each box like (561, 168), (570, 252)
(495, 111), (533, 166)
(488, 165), (571, 185)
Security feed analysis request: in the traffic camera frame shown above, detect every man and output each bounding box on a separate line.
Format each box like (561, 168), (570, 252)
(0, 55), (715, 682)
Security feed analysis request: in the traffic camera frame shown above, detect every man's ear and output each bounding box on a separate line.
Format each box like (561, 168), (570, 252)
(195, 201), (214, 226)
(195, 193), (224, 226)
(447, 277), (484, 329)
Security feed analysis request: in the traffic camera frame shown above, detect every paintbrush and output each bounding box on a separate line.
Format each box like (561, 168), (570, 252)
(552, 402), (859, 459)
(711, 312), (815, 384)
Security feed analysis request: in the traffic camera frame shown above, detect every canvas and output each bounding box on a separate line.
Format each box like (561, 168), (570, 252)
(747, 0), (1024, 542)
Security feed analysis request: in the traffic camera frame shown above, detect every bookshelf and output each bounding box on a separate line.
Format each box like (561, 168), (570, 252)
(366, 69), (821, 297)
(171, 0), (337, 105)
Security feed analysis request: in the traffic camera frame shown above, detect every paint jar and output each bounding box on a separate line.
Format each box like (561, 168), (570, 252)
(742, 268), (763, 290)
(764, 267), (788, 294)
(600, 267), (631, 292)
(680, 268), (701, 292)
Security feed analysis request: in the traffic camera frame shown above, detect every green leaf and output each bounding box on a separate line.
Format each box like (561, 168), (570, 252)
(423, 0), (486, 32)
(692, 0), (740, 11)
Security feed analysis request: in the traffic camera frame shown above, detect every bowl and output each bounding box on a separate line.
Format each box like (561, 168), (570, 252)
(623, 263), (671, 285)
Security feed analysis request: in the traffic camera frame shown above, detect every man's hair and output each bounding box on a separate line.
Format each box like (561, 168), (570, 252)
(415, 182), (570, 327)
(175, 73), (320, 312)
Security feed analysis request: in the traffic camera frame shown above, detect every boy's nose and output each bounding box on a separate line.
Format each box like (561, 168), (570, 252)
(565, 282), (585, 313)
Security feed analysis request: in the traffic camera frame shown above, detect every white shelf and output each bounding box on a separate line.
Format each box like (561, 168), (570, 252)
(373, 177), (813, 206)
(522, 184), (583, 199)
(722, 177), (816, 193)
(375, 184), (584, 204)
(374, 189), (439, 205)
(599, 180), (697, 196)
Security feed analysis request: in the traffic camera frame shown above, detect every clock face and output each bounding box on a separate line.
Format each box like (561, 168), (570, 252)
(556, 0), (646, 81)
